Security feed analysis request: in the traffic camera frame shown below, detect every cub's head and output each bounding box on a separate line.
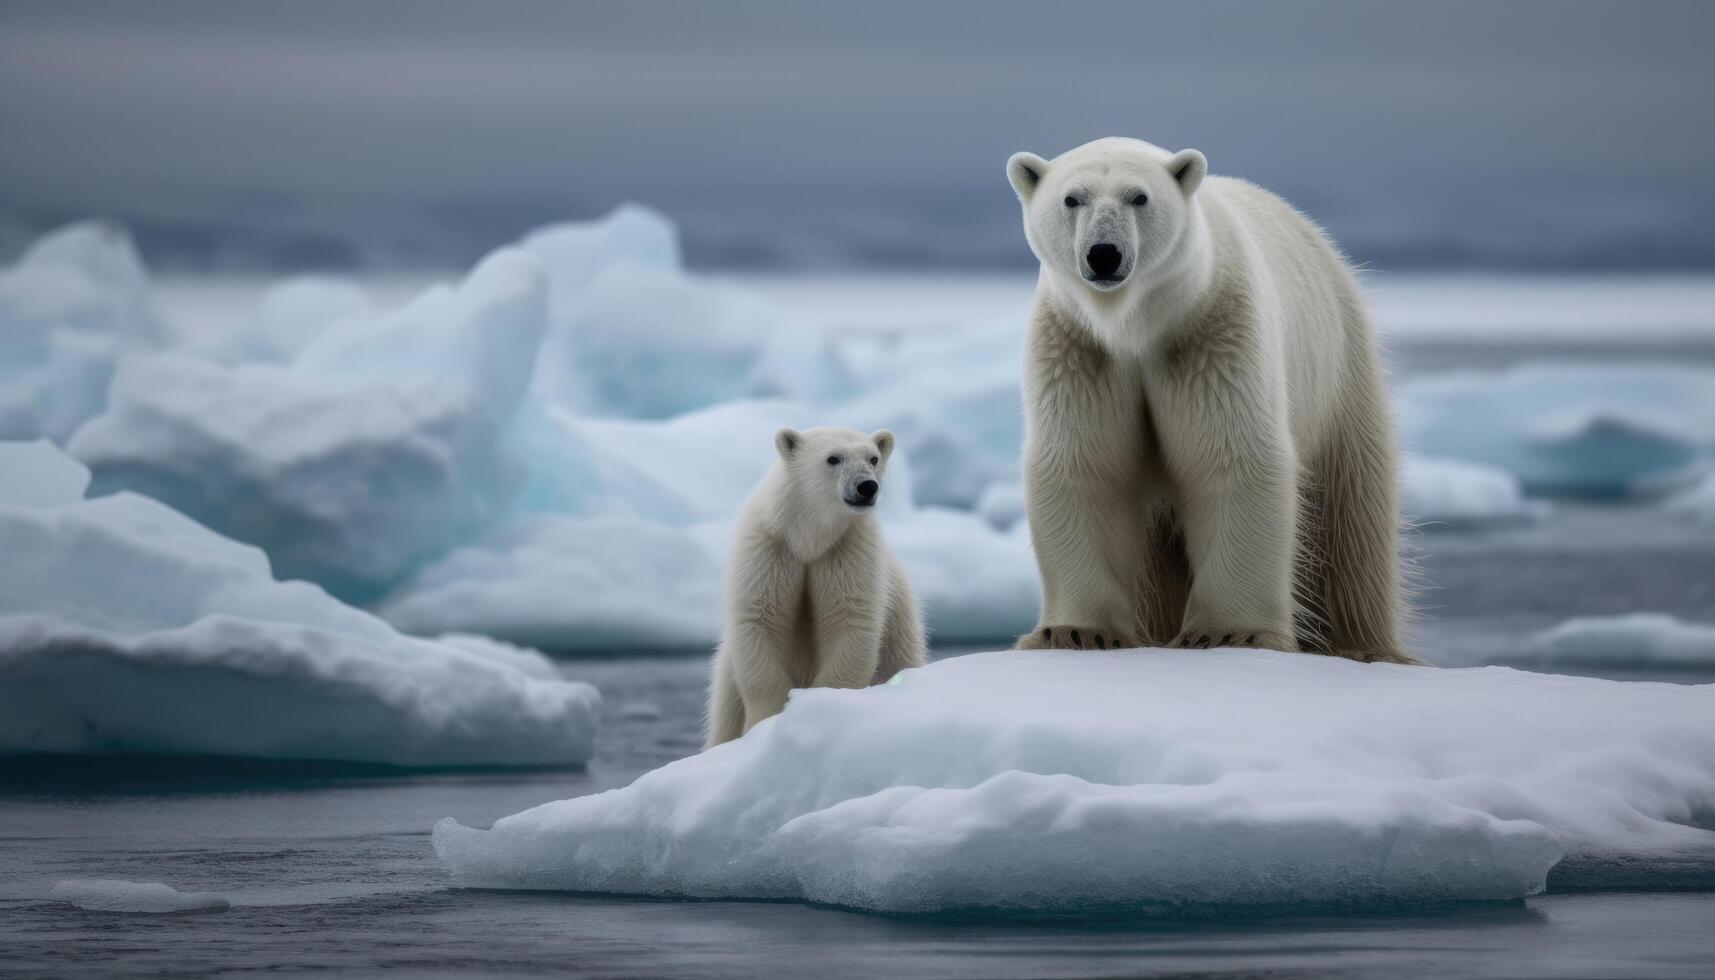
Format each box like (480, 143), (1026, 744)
(774, 426), (895, 514)
(1006, 137), (1206, 295)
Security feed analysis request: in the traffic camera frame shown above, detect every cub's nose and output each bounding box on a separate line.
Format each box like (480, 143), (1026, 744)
(1087, 243), (1123, 278)
(856, 480), (879, 501)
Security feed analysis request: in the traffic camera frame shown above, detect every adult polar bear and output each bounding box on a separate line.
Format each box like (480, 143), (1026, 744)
(1007, 137), (1412, 663)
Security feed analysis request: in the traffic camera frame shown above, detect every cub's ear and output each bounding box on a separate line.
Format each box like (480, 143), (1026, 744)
(1006, 152), (1048, 202)
(775, 428), (800, 458)
(1167, 148), (1207, 196)
(870, 429), (895, 461)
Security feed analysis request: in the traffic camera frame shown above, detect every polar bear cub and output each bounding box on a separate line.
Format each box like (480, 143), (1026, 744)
(1006, 137), (1412, 663)
(705, 427), (926, 747)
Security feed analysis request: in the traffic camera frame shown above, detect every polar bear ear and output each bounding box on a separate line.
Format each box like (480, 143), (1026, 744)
(775, 428), (800, 458)
(1006, 152), (1048, 202)
(1168, 148), (1207, 196)
(870, 429), (895, 461)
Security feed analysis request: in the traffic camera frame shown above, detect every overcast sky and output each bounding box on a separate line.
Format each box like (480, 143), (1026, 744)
(3, 0), (1713, 270)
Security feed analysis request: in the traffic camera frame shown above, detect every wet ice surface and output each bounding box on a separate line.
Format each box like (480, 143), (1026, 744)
(4, 277), (1715, 976)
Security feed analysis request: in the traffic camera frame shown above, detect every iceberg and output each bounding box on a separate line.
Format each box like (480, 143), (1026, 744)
(0, 441), (599, 768)
(1398, 365), (1715, 498)
(437, 650), (1714, 915)
(67, 250), (548, 599)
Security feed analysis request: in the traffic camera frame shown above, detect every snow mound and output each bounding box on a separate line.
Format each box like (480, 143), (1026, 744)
(0, 222), (163, 440)
(438, 651), (1715, 915)
(67, 250), (547, 599)
(1399, 365), (1715, 497)
(1400, 456), (1546, 528)
(0, 441), (599, 767)
(1506, 614), (1715, 670)
(49, 879), (229, 913)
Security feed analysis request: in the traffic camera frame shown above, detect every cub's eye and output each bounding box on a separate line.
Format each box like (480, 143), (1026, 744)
(869, 456), (879, 465)
(1063, 195), (1082, 208)
(826, 456), (842, 466)
(1131, 192), (1149, 206)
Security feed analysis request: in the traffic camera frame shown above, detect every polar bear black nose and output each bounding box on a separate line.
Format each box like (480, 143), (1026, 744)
(856, 480), (879, 500)
(1087, 243), (1123, 278)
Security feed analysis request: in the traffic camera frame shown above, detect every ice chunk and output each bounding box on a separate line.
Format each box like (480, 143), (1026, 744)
(1399, 365), (1715, 497)
(0, 222), (163, 440)
(68, 251), (548, 599)
(0, 221), (162, 347)
(532, 265), (852, 419)
(431, 650), (1715, 914)
(215, 276), (373, 364)
(1665, 472), (1715, 525)
(293, 249), (546, 424)
(1400, 456), (1546, 528)
(840, 360), (1023, 510)
(433, 633), (563, 680)
(523, 210), (852, 419)
(0, 439), (90, 507)
(1503, 614), (1715, 670)
(0, 441), (599, 767)
(49, 879), (230, 913)
(381, 515), (724, 653)
(521, 203), (680, 295)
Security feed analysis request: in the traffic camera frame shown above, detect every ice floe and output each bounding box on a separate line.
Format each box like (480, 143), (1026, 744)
(0, 441), (599, 767)
(435, 649), (1715, 914)
(48, 879), (230, 913)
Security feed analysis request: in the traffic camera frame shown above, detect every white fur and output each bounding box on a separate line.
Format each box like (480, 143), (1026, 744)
(705, 427), (927, 747)
(1008, 137), (1412, 663)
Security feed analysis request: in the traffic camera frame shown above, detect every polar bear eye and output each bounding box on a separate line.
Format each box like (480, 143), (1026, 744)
(1131, 192), (1149, 206)
(826, 455), (842, 466)
(869, 456), (879, 465)
(1063, 196), (1082, 208)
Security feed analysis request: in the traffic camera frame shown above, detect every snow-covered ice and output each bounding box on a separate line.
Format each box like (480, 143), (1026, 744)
(435, 650), (1715, 915)
(0, 441), (599, 767)
(1399, 456), (1546, 528)
(1501, 614), (1715, 670)
(1398, 365), (1715, 498)
(48, 879), (230, 913)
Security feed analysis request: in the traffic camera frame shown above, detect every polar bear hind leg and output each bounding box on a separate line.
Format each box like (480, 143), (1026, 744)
(1312, 372), (1418, 665)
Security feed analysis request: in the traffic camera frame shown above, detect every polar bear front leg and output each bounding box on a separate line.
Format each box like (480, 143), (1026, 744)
(1155, 369), (1299, 652)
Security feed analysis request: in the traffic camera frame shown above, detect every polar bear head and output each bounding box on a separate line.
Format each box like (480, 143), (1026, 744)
(1007, 137), (1206, 296)
(774, 426), (895, 514)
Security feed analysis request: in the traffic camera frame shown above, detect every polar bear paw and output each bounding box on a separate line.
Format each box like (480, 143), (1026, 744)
(1018, 625), (1134, 651)
(1170, 629), (1294, 652)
